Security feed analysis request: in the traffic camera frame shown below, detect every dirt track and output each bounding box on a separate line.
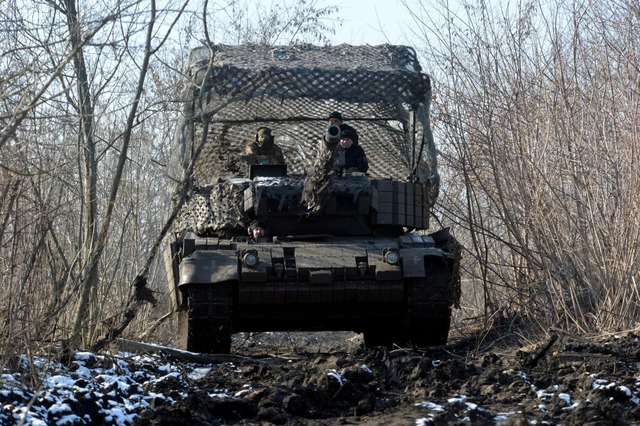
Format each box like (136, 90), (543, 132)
(134, 331), (640, 425)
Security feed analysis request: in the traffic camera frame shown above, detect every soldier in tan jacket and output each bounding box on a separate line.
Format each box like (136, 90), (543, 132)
(245, 127), (286, 165)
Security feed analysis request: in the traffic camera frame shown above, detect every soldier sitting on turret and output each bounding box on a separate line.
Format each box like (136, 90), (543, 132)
(245, 127), (286, 166)
(335, 124), (368, 175)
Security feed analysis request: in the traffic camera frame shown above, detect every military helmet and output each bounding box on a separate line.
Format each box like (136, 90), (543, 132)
(256, 127), (274, 147)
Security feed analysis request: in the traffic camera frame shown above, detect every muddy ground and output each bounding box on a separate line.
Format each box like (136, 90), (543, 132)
(134, 330), (640, 425)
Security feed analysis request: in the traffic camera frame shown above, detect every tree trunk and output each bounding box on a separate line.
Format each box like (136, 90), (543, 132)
(65, 0), (99, 347)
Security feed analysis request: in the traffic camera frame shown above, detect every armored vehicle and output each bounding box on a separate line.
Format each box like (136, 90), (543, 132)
(164, 44), (461, 353)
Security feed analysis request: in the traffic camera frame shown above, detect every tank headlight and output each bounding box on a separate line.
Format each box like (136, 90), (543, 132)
(383, 249), (400, 265)
(243, 250), (259, 267)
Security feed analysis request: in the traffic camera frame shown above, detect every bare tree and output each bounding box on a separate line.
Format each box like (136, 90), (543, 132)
(404, 0), (640, 334)
(0, 0), (343, 361)
(188, 0), (340, 45)
(0, 0), (189, 355)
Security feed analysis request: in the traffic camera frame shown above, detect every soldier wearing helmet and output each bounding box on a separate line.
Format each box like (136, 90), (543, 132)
(245, 127), (286, 165)
(247, 220), (267, 241)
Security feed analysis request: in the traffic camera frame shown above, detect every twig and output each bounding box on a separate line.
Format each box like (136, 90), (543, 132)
(116, 338), (255, 364)
(138, 311), (173, 341)
(522, 333), (558, 368)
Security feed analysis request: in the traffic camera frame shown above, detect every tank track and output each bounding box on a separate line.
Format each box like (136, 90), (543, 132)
(177, 284), (234, 354)
(362, 255), (454, 349)
(404, 254), (455, 346)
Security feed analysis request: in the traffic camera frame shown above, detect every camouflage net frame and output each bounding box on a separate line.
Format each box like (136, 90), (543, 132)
(174, 44), (438, 184)
(172, 44), (440, 235)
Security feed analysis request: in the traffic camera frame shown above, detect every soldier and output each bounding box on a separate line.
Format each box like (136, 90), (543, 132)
(245, 127), (286, 165)
(327, 111), (344, 126)
(335, 124), (368, 175)
(248, 220), (267, 241)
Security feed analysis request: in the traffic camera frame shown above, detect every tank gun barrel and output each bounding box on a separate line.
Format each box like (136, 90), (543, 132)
(323, 123), (341, 150)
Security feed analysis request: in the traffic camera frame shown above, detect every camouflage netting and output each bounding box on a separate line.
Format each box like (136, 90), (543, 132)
(172, 175), (376, 237)
(172, 44), (440, 235)
(174, 179), (250, 237)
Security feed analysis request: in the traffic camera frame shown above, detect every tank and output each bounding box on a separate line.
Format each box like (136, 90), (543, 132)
(164, 44), (461, 353)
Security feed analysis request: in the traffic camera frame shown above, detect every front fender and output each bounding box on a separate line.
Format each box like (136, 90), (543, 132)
(179, 250), (239, 286)
(401, 247), (453, 278)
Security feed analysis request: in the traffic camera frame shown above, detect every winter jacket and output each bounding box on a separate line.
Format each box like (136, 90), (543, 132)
(245, 141), (286, 165)
(335, 144), (368, 174)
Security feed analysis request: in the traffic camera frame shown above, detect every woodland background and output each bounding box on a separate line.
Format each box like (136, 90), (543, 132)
(1, 0), (639, 363)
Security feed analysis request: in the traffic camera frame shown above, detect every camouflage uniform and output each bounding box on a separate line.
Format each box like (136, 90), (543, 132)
(245, 141), (286, 165)
(245, 127), (286, 165)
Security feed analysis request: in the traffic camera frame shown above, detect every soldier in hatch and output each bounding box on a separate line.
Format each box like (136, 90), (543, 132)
(327, 111), (344, 126)
(247, 220), (267, 242)
(334, 124), (368, 175)
(245, 127), (286, 166)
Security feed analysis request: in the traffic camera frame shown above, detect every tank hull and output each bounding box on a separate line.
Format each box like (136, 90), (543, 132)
(168, 233), (459, 353)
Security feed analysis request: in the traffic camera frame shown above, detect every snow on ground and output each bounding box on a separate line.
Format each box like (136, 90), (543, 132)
(3, 334), (640, 425)
(0, 351), (198, 425)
